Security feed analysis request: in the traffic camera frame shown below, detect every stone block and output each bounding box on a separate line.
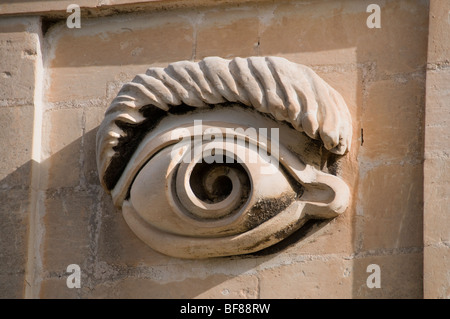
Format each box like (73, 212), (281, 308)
(0, 18), (38, 105)
(196, 9), (259, 59)
(0, 106), (34, 183)
(427, 0), (450, 64)
(258, 257), (353, 298)
(0, 188), (30, 298)
(40, 277), (80, 299)
(424, 245), (450, 299)
(85, 273), (257, 299)
(359, 163), (423, 250)
(43, 108), (83, 189)
(49, 14), (193, 69)
(42, 189), (96, 274)
(46, 12), (193, 102)
(424, 69), (450, 159)
(352, 252), (422, 298)
(260, 0), (428, 75)
(361, 79), (424, 162)
(195, 275), (258, 299)
(96, 191), (174, 267)
(424, 159), (450, 245)
(280, 214), (355, 257)
(0, 273), (26, 298)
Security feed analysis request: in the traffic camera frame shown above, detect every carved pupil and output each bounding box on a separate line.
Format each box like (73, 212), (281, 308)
(189, 156), (249, 205)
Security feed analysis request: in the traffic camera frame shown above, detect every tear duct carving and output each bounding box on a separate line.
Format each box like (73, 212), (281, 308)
(96, 56), (352, 259)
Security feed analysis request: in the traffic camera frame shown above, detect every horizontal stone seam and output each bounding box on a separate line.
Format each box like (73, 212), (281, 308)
(40, 247), (424, 285)
(426, 62), (450, 71)
(0, 0), (274, 18)
(423, 241), (450, 249)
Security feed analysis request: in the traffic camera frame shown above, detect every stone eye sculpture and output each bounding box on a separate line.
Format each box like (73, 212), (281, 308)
(96, 56), (352, 258)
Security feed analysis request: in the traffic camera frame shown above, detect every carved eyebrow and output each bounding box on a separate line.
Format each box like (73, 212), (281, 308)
(96, 56), (352, 191)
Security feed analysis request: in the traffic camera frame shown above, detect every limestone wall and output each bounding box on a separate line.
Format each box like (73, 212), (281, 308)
(0, 0), (448, 299)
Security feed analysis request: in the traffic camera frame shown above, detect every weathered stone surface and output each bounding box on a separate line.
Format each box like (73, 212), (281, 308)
(43, 190), (96, 274)
(43, 108), (83, 189)
(40, 277), (80, 299)
(0, 19), (37, 106)
(424, 69), (450, 159)
(196, 9), (259, 59)
(0, 106), (34, 182)
(0, 188), (30, 298)
(46, 12), (194, 102)
(359, 164), (423, 251)
(424, 159), (450, 246)
(195, 275), (258, 299)
(424, 245), (450, 299)
(258, 257), (353, 298)
(85, 273), (258, 299)
(82, 108), (108, 186)
(284, 215), (355, 256)
(259, 0), (428, 75)
(0, 17), (41, 299)
(352, 252), (423, 299)
(423, 0), (450, 299)
(361, 78), (425, 162)
(96, 191), (173, 267)
(427, 0), (450, 64)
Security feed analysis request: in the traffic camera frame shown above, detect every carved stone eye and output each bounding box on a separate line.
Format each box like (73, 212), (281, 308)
(96, 56), (352, 258)
(128, 108), (297, 233)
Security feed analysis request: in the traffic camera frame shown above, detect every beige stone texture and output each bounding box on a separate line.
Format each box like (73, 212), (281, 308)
(361, 79), (425, 163)
(42, 190), (97, 274)
(0, 0), (269, 17)
(0, 188), (30, 298)
(285, 214), (355, 256)
(259, 0), (429, 75)
(196, 10), (259, 59)
(427, 0), (450, 65)
(0, 106), (34, 297)
(352, 252), (423, 299)
(40, 277), (81, 299)
(96, 190), (174, 267)
(258, 257), (353, 298)
(0, 17), (41, 298)
(423, 0), (450, 299)
(83, 108), (110, 186)
(0, 106), (34, 182)
(43, 108), (83, 189)
(424, 159), (450, 246)
(359, 164), (423, 251)
(84, 274), (259, 299)
(46, 14), (194, 103)
(424, 245), (450, 299)
(0, 20), (37, 106)
(424, 69), (450, 159)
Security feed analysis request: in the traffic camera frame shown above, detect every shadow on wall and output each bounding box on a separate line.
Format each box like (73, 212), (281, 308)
(1, 126), (332, 298)
(0, 161), (32, 298)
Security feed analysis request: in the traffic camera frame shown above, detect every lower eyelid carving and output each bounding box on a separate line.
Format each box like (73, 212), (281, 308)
(129, 136), (299, 238)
